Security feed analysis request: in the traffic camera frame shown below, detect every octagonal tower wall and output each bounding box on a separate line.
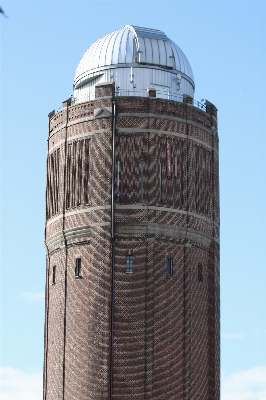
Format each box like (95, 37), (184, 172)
(44, 81), (219, 400)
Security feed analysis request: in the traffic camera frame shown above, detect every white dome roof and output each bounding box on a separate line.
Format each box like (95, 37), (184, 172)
(74, 25), (194, 89)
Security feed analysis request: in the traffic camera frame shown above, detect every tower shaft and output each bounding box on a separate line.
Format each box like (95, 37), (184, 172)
(44, 82), (220, 399)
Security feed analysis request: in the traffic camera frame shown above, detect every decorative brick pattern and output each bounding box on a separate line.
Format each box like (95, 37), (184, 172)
(186, 246), (209, 400)
(46, 148), (60, 218)
(68, 102), (94, 123)
(113, 239), (147, 399)
(116, 132), (148, 204)
(117, 97), (150, 114)
(44, 90), (220, 399)
(65, 139), (90, 209)
(187, 105), (212, 130)
(152, 242), (185, 399)
(67, 121), (94, 138)
(115, 208), (148, 223)
(95, 82), (114, 99)
(117, 116), (150, 129)
(44, 250), (66, 399)
(188, 124), (213, 147)
(49, 111), (63, 132)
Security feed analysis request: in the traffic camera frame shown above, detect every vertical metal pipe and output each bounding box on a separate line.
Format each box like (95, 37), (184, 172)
(117, 160), (120, 202)
(110, 100), (116, 399)
(62, 102), (69, 400)
(159, 162), (162, 202)
(111, 101), (116, 239)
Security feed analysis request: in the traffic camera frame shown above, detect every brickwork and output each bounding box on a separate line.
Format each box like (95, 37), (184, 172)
(44, 250), (66, 399)
(153, 242), (185, 399)
(44, 83), (220, 399)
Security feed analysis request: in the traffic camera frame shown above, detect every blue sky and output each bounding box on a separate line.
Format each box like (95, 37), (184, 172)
(1, 0), (266, 399)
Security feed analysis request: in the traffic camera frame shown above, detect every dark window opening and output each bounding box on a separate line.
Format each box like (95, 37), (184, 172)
(75, 258), (82, 278)
(126, 255), (133, 273)
(52, 266), (56, 285)
(83, 139), (90, 205)
(166, 257), (173, 276)
(198, 264), (203, 282)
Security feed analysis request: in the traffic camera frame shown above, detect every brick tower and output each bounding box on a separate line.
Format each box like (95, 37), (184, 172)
(43, 25), (220, 400)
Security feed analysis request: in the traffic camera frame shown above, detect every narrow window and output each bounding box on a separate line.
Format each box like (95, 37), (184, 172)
(198, 264), (203, 282)
(52, 266), (56, 285)
(66, 143), (72, 209)
(166, 257), (173, 276)
(126, 255), (133, 273)
(77, 140), (83, 206)
(140, 160), (144, 201)
(159, 162), (162, 202)
(83, 138), (90, 205)
(75, 258), (82, 278)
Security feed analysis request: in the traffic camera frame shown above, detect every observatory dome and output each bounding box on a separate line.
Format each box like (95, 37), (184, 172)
(73, 25), (195, 103)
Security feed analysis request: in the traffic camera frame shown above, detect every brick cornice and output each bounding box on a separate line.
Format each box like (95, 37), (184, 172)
(45, 222), (110, 253)
(45, 204), (219, 229)
(48, 128), (217, 155)
(45, 220), (218, 254)
(115, 221), (218, 247)
(48, 110), (217, 139)
(117, 112), (214, 135)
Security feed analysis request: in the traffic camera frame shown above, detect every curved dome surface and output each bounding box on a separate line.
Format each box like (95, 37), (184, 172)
(73, 25), (195, 103)
(74, 25), (194, 85)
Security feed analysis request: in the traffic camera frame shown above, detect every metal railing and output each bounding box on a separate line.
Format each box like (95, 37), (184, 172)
(70, 89), (206, 112)
(114, 87), (184, 103)
(71, 93), (94, 105)
(192, 99), (206, 111)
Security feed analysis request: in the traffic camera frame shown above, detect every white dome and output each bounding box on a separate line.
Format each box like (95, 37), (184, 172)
(73, 25), (195, 103)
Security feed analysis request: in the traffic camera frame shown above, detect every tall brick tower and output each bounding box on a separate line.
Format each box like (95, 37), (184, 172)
(43, 25), (220, 400)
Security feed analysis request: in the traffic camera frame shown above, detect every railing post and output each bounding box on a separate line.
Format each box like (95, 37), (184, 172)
(182, 94), (193, 105)
(206, 100), (218, 119)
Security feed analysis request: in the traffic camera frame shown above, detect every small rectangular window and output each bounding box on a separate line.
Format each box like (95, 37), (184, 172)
(75, 258), (82, 278)
(52, 266), (56, 285)
(198, 264), (203, 282)
(126, 255), (133, 273)
(166, 257), (173, 276)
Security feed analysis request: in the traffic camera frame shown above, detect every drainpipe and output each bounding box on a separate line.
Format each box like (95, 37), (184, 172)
(110, 100), (116, 399)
